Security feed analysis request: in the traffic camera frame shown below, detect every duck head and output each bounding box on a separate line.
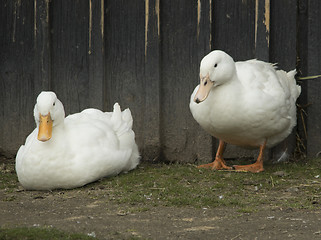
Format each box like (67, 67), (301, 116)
(33, 91), (65, 142)
(194, 50), (236, 104)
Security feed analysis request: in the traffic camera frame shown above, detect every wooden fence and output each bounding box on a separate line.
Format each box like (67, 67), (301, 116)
(1, 0), (321, 163)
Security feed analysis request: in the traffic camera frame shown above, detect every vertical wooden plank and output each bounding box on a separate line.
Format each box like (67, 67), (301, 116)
(306, 1), (321, 157)
(104, 0), (145, 156)
(269, 0), (298, 161)
(160, 0), (204, 163)
(50, 0), (90, 115)
(296, 0), (308, 158)
(193, 0), (214, 164)
(212, 0), (256, 60)
(212, 0), (257, 159)
(0, 0), (35, 155)
(88, 0), (104, 110)
(34, 0), (51, 93)
(144, 0), (161, 161)
(269, 1), (296, 71)
(254, 0), (270, 61)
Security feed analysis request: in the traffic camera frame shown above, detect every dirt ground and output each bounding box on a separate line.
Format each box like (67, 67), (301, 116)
(1, 187), (321, 240)
(1, 157), (321, 240)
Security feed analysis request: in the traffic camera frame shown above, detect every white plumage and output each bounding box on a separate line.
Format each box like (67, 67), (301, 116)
(190, 50), (301, 172)
(16, 91), (140, 190)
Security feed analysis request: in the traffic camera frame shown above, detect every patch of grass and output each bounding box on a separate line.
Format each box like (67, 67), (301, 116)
(94, 158), (321, 210)
(3, 195), (16, 202)
(0, 227), (95, 240)
(1, 158), (320, 211)
(0, 163), (18, 190)
(237, 207), (258, 214)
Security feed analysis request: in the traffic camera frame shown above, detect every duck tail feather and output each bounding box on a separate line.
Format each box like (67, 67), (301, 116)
(287, 69), (301, 100)
(111, 103), (122, 130)
(111, 103), (139, 166)
(111, 103), (134, 138)
(122, 108), (133, 129)
(287, 69), (296, 79)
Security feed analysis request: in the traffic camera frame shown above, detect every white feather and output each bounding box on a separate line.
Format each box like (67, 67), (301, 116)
(190, 50), (300, 149)
(16, 91), (140, 190)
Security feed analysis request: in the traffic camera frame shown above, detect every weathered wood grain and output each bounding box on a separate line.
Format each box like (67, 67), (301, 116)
(269, 0), (298, 161)
(212, 0), (256, 60)
(160, 0), (207, 163)
(306, 0), (321, 157)
(0, 0), (35, 155)
(104, 0), (145, 156)
(88, 0), (104, 110)
(50, 0), (90, 115)
(1, 0), (320, 163)
(296, 0), (308, 157)
(193, 0), (215, 164)
(144, 0), (161, 161)
(255, 0), (270, 61)
(34, 0), (51, 93)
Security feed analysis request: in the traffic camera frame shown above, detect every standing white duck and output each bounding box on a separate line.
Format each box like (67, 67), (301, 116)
(190, 50), (301, 172)
(16, 91), (140, 190)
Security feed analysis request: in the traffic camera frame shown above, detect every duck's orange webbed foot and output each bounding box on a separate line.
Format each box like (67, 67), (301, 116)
(197, 140), (232, 170)
(233, 140), (266, 173)
(197, 158), (232, 170)
(233, 162), (264, 173)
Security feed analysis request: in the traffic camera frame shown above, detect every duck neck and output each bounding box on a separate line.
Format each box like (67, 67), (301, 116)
(210, 74), (244, 106)
(214, 73), (242, 91)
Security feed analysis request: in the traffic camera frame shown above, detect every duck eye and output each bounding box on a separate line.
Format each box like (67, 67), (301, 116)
(214, 63), (218, 68)
(53, 102), (55, 106)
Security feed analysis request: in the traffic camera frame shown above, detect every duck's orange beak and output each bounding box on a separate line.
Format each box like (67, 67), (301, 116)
(194, 73), (213, 104)
(37, 113), (53, 142)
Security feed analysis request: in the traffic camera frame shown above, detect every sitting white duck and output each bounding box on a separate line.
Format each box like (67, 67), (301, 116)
(190, 50), (301, 172)
(16, 91), (140, 190)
